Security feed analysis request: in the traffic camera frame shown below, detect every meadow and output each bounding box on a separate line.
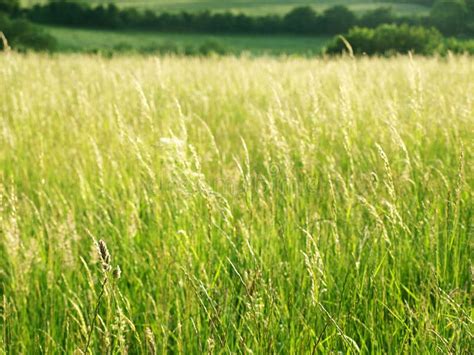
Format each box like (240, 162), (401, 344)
(0, 53), (473, 353)
(42, 25), (330, 55)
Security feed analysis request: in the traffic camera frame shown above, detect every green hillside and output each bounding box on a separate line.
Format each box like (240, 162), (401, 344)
(21, 0), (431, 16)
(41, 25), (330, 55)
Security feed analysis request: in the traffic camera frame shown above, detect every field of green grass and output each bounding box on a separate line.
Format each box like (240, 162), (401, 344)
(1, 53), (472, 353)
(22, 0), (431, 15)
(43, 25), (330, 55)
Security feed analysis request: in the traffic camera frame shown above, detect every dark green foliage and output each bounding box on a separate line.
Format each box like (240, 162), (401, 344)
(466, 0), (474, 13)
(0, 0), (19, 14)
(326, 24), (443, 55)
(430, 0), (469, 35)
(283, 7), (320, 34)
(465, 0), (474, 32)
(358, 7), (396, 28)
(197, 39), (228, 55)
(321, 5), (356, 34)
(25, 1), (279, 34)
(0, 13), (56, 51)
(28, 1), (123, 29)
(443, 37), (474, 53)
(22, 2), (418, 36)
(382, 0), (435, 4)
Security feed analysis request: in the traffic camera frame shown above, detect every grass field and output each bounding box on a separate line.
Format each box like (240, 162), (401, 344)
(0, 53), (473, 353)
(43, 25), (330, 55)
(22, 0), (431, 15)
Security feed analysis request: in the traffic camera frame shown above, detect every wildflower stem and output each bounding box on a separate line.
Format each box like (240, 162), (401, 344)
(84, 276), (108, 354)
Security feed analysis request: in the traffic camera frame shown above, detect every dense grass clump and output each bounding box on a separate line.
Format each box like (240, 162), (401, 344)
(0, 53), (472, 353)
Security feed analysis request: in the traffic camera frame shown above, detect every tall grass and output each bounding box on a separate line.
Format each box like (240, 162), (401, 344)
(0, 53), (472, 353)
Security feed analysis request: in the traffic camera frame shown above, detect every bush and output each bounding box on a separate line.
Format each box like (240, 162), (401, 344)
(0, 13), (57, 51)
(443, 38), (474, 54)
(326, 24), (443, 56)
(197, 39), (228, 55)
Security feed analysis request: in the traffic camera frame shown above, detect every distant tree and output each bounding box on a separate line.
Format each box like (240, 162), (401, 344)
(321, 5), (356, 34)
(0, 0), (19, 14)
(359, 7), (396, 28)
(22, 0), (471, 38)
(407, 0), (436, 4)
(105, 4), (122, 28)
(466, 0), (474, 12)
(142, 10), (158, 29)
(464, 0), (474, 33)
(395, 0), (434, 3)
(255, 14), (282, 34)
(120, 8), (142, 28)
(208, 12), (237, 33)
(283, 7), (320, 34)
(28, 1), (89, 26)
(234, 14), (256, 33)
(430, 0), (468, 35)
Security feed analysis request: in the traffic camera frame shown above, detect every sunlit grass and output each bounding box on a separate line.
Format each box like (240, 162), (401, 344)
(0, 53), (472, 353)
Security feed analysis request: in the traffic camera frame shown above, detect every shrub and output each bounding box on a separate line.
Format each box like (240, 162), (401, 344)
(197, 39), (228, 56)
(0, 13), (57, 51)
(443, 38), (474, 54)
(326, 24), (443, 56)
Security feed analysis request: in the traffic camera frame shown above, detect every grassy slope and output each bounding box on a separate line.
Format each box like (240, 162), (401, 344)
(26, 0), (430, 54)
(22, 0), (431, 15)
(1, 54), (472, 353)
(44, 25), (330, 54)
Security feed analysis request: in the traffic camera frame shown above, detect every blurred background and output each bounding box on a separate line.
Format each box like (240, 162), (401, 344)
(1, 0), (473, 56)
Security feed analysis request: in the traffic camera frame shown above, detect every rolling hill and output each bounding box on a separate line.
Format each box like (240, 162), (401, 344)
(21, 0), (431, 16)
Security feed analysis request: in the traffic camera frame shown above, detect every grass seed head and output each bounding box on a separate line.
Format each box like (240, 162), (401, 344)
(145, 327), (156, 355)
(113, 265), (122, 279)
(97, 239), (111, 271)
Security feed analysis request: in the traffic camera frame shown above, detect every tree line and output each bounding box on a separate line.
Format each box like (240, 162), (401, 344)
(23, 2), (384, 35)
(10, 0), (474, 36)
